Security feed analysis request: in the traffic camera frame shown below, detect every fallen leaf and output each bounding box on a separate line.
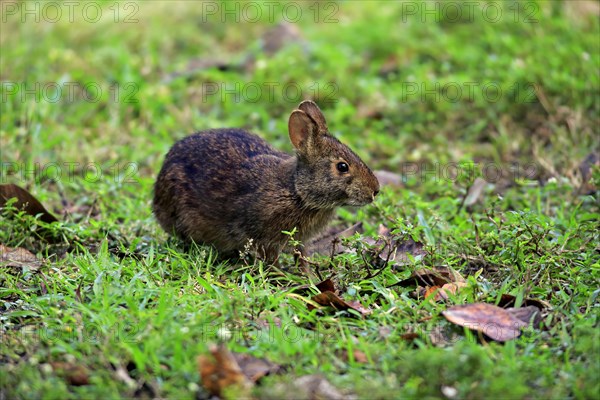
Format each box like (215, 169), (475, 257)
(373, 170), (403, 187)
(424, 286), (442, 300)
(442, 303), (530, 342)
(316, 278), (336, 293)
(49, 362), (90, 386)
(294, 375), (346, 400)
(0, 244), (42, 272)
(310, 291), (372, 316)
(232, 352), (281, 382)
(506, 306), (543, 328)
(579, 152), (599, 183)
(255, 315), (282, 329)
(339, 349), (368, 364)
(463, 177), (487, 208)
(378, 54), (400, 77)
(497, 293), (549, 310)
(356, 103), (384, 120)
(399, 332), (420, 342)
(309, 279), (372, 316)
(429, 325), (461, 347)
(0, 184), (58, 223)
(198, 344), (252, 397)
(378, 326), (393, 339)
(426, 282), (469, 302)
(114, 364), (137, 389)
(395, 266), (465, 288)
(261, 21), (304, 56)
(366, 224), (426, 267)
(305, 222), (363, 257)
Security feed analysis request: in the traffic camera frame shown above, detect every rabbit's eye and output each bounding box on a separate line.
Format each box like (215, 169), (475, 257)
(336, 162), (349, 173)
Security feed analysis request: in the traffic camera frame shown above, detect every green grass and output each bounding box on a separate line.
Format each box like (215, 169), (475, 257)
(1, 1), (599, 398)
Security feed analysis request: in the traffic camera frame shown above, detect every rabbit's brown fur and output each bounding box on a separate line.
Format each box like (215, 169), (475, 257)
(153, 101), (379, 261)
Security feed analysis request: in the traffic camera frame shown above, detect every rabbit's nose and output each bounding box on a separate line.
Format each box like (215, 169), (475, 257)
(372, 190), (379, 201)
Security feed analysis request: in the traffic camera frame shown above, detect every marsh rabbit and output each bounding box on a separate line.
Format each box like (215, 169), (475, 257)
(153, 101), (379, 261)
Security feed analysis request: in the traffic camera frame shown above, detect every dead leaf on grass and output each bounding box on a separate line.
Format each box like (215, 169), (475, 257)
(395, 266), (465, 288)
(309, 278), (372, 316)
(366, 224), (426, 268)
(425, 282), (469, 302)
(373, 170), (403, 188)
(197, 344), (281, 397)
(198, 344), (252, 397)
(310, 292), (372, 316)
(506, 306), (543, 328)
(49, 362), (90, 386)
(0, 244), (42, 272)
(261, 21), (305, 56)
(294, 375), (346, 400)
(339, 348), (368, 364)
(497, 293), (549, 311)
(0, 184), (58, 223)
(233, 352), (282, 382)
(304, 222), (363, 257)
(442, 303), (531, 342)
(399, 332), (420, 342)
(463, 177), (488, 208)
(316, 278), (336, 293)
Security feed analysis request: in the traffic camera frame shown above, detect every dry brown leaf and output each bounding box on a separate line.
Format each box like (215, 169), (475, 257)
(316, 278), (336, 293)
(304, 222), (363, 257)
(367, 224), (426, 267)
(0, 244), (42, 272)
(427, 282), (469, 302)
(373, 170), (403, 187)
(463, 177), (488, 207)
(497, 293), (549, 310)
(309, 279), (372, 316)
(429, 326), (461, 347)
(311, 291), (372, 316)
(49, 362), (90, 386)
(294, 375), (346, 400)
(232, 352), (281, 382)
(197, 344), (281, 397)
(114, 364), (137, 389)
(261, 21), (304, 56)
(506, 306), (543, 328)
(442, 303), (530, 342)
(424, 286), (442, 300)
(399, 332), (420, 342)
(340, 349), (368, 364)
(396, 266), (465, 288)
(198, 344), (252, 397)
(378, 326), (393, 339)
(0, 184), (58, 223)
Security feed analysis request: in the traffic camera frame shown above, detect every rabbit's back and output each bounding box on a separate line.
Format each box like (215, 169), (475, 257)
(153, 129), (290, 252)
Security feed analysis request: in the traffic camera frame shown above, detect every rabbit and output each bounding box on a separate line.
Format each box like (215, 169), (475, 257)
(153, 100), (380, 262)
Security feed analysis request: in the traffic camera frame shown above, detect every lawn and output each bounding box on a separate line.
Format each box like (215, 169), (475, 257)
(1, 1), (599, 399)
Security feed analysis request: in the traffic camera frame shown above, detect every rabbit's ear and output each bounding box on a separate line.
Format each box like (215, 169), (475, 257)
(289, 110), (319, 151)
(298, 100), (328, 133)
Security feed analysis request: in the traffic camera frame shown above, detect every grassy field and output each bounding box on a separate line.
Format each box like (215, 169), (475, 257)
(1, 1), (599, 398)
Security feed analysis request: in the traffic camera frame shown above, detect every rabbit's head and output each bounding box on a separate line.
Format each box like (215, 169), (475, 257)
(289, 101), (380, 209)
